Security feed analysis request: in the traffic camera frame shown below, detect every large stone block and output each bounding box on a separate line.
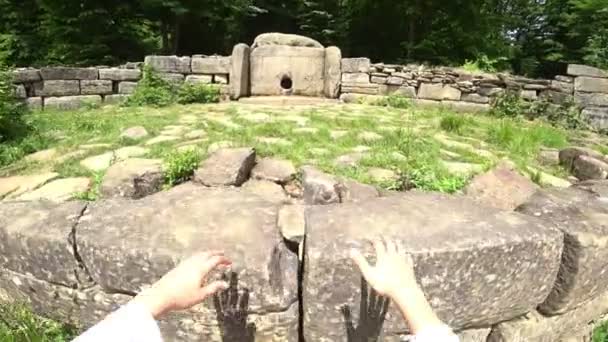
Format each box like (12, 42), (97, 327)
(250, 45), (325, 96)
(575, 92), (608, 107)
(40, 67), (98, 80)
(144, 55), (191, 73)
(378, 84), (416, 98)
(185, 75), (212, 84)
(417, 83), (461, 100)
(342, 58), (371, 73)
(25, 97), (43, 111)
(324, 46), (341, 98)
(77, 183), (299, 340)
(341, 83), (379, 95)
(80, 80), (113, 95)
(12, 68), (41, 83)
(582, 107), (608, 131)
(103, 94), (129, 105)
(37, 80), (80, 96)
(191, 56), (231, 74)
(194, 147), (256, 187)
(575, 76), (608, 93)
(304, 192), (563, 341)
(342, 73), (370, 84)
(517, 185), (608, 314)
(252, 32), (323, 48)
(157, 72), (185, 84)
(487, 291), (608, 342)
(13, 84), (26, 99)
(568, 64), (608, 78)
(230, 43), (250, 100)
(45, 95), (102, 111)
(118, 81), (138, 94)
(98, 68), (142, 81)
(0, 201), (87, 287)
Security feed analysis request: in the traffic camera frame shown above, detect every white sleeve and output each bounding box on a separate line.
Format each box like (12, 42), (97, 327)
(411, 325), (460, 342)
(73, 302), (163, 342)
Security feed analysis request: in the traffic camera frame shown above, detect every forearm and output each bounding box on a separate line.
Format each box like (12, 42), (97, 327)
(392, 287), (444, 335)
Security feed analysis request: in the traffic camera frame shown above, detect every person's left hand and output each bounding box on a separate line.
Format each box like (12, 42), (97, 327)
(133, 251), (232, 319)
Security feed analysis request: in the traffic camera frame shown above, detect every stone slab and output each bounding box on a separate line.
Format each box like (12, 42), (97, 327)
(45, 95), (102, 111)
(517, 185), (608, 314)
(324, 46), (341, 98)
(342, 58), (371, 73)
(158, 72), (185, 84)
(104, 94), (129, 105)
(25, 97), (43, 111)
(0, 201), (87, 287)
(574, 92), (608, 107)
(144, 55), (191, 73)
(80, 80), (113, 95)
(194, 147), (256, 186)
(40, 67), (98, 80)
(12, 68), (41, 83)
(583, 107), (608, 131)
(251, 158), (296, 184)
(230, 43), (251, 100)
(252, 32), (322, 49)
(568, 64), (608, 78)
(191, 56), (231, 74)
(304, 192), (563, 340)
(342, 73), (370, 84)
(98, 68), (142, 81)
(16, 177), (91, 202)
(185, 75), (212, 84)
(575, 77), (608, 94)
(37, 80), (80, 97)
(100, 158), (164, 199)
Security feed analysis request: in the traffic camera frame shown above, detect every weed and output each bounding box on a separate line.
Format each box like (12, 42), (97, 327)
(490, 92), (526, 118)
(487, 119), (567, 158)
(73, 171), (104, 201)
(163, 150), (202, 186)
(440, 113), (467, 134)
(373, 94), (411, 109)
(461, 54), (509, 73)
(0, 302), (76, 342)
(124, 65), (175, 107)
(593, 320), (608, 342)
(177, 83), (221, 104)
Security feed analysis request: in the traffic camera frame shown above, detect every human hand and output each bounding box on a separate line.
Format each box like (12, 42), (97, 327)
(350, 239), (418, 298)
(133, 251), (232, 319)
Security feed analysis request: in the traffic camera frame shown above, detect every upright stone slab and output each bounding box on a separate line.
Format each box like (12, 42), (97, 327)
(574, 77), (608, 93)
(304, 192), (563, 341)
(191, 56), (231, 74)
(0, 201), (87, 288)
(144, 56), (191, 73)
(230, 44), (250, 99)
(324, 46), (342, 98)
(567, 64), (608, 78)
(40, 67), (98, 80)
(517, 184), (608, 314)
(77, 183), (299, 341)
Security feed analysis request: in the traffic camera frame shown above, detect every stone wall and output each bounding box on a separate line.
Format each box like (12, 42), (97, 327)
(11, 55), (231, 111)
(339, 58), (608, 130)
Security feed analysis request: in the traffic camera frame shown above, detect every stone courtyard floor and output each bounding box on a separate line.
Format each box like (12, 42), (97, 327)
(1, 100), (607, 202)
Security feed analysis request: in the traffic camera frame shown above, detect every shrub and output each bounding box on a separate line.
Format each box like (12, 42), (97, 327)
(177, 83), (221, 104)
(163, 150), (202, 186)
(439, 113), (467, 134)
(125, 65), (176, 107)
(489, 92), (526, 118)
(0, 64), (29, 142)
(461, 54), (509, 73)
(374, 94), (411, 109)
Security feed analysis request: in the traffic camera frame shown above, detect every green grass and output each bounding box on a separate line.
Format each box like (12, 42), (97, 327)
(0, 303), (75, 342)
(439, 113), (468, 135)
(594, 321), (608, 342)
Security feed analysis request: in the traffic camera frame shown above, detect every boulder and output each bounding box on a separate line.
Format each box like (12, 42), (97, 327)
(324, 46), (342, 98)
(303, 192), (563, 340)
(194, 147), (256, 186)
(0, 201), (88, 287)
(573, 155), (608, 180)
(301, 166), (341, 205)
(77, 183), (299, 340)
(191, 56), (231, 74)
(252, 32), (323, 48)
(45, 95), (102, 111)
(517, 186), (608, 314)
(559, 147), (605, 170)
(100, 158), (164, 199)
(342, 58), (371, 73)
(574, 77), (608, 94)
(465, 162), (539, 211)
(538, 148), (560, 166)
(118, 81), (138, 94)
(40, 67), (98, 80)
(80, 80), (113, 95)
(16, 177), (91, 202)
(98, 68), (142, 81)
(37, 80), (80, 97)
(120, 126), (149, 140)
(144, 56), (191, 73)
(251, 158), (296, 184)
(230, 43), (251, 100)
(567, 64), (608, 78)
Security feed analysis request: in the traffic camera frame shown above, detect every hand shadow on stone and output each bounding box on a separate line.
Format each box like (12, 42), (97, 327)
(341, 277), (390, 342)
(213, 272), (256, 342)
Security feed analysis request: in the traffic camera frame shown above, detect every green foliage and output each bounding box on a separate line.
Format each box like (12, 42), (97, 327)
(177, 83), (221, 105)
(487, 119), (567, 158)
(73, 171), (104, 201)
(0, 303), (75, 342)
(125, 66), (175, 107)
(0, 64), (29, 141)
(163, 150), (201, 186)
(461, 54), (509, 73)
(593, 320), (608, 342)
(439, 113), (467, 134)
(404, 165), (468, 194)
(528, 98), (588, 130)
(373, 95), (411, 109)
(489, 92), (526, 118)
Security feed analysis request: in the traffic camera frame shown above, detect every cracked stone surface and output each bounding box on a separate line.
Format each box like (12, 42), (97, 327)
(0, 172), (59, 199)
(80, 146), (149, 171)
(194, 147), (256, 186)
(24, 148), (59, 162)
(251, 158), (296, 184)
(120, 126), (149, 140)
(100, 158), (164, 199)
(16, 177), (91, 202)
(304, 192), (563, 340)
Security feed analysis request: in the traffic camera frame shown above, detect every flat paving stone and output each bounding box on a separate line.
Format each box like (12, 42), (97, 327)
(274, 115), (309, 126)
(367, 167), (399, 182)
(526, 167), (571, 188)
(335, 153), (365, 167)
(16, 177), (91, 202)
(330, 130), (348, 140)
(160, 125), (187, 136)
(441, 161), (484, 176)
(240, 113), (272, 123)
(257, 137), (292, 146)
(80, 146), (148, 172)
(120, 126), (149, 140)
(358, 131), (383, 142)
(310, 148), (330, 156)
(178, 115), (198, 124)
(24, 148), (58, 162)
(206, 117), (242, 129)
(293, 127), (319, 134)
(145, 136), (180, 146)
(80, 143), (112, 150)
(184, 130), (207, 139)
(435, 134), (494, 158)
(352, 145), (371, 153)
(0, 172), (59, 199)
(207, 141), (234, 154)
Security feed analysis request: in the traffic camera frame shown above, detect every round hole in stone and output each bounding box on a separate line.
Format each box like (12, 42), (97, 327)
(280, 75), (293, 90)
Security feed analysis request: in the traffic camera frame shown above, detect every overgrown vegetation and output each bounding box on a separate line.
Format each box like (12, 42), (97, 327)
(461, 55), (509, 73)
(439, 113), (467, 134)
(163, 149), (202, 186)
(373, 94), (411, 109)
(177, 83), (221, 105)
(0, 303), (75, 342)
(594, 320), (608, 342)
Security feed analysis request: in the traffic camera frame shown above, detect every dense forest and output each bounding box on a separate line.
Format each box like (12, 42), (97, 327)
(0, 0), (607, 76)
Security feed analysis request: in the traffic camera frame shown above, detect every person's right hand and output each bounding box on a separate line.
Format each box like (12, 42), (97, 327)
(350, 239), (418, 298)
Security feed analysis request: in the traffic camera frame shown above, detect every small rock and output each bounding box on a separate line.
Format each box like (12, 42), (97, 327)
(284, 180), (303, 198)
(293, 127), (319, 134)
(194, 148), (256, 186)
(301, 166), (340, 205)
(100, 158), (164, 199)
(559, 147), (605, 170)
(465, 162), (539, 211)
(278, 205), (306, 244)
(145, 136), (180, 145)
(358, 131), (383, 142)
(0, 172), (59, 199)
(335, 153), (365, 167)
(367, 167), (399, 182)
(330, 130), (348, 140)
(251, 158), (296, 184)
(184, 130), (206, 139)
(390, 151), (407, 161)
(573, 156), (608, 181)
(16, 177), (91, 202)
(120, 126), (149, 140)
(208, 141), (234, 154)
(24, 148), (58, 162)
(257, 137), (292, 146)
(242, 179), (288, 203)
(538, 148), (560, 166)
